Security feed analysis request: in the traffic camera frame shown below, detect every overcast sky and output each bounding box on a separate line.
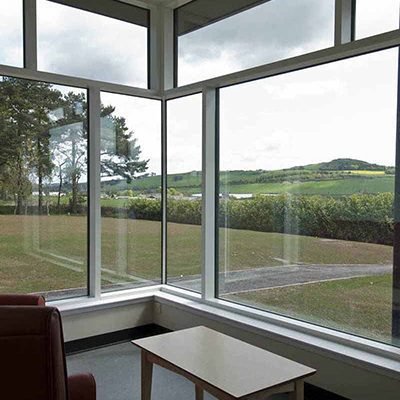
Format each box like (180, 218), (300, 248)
(0, 0), (399, 176)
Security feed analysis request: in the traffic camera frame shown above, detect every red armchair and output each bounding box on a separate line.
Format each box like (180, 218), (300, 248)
(0, 295), (96, 400)
(0, 293), (45, 306)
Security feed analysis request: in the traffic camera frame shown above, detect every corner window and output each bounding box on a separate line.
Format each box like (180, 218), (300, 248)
(218, 48), (398, 345)
(175, 0), (334, 86)
(0, 0), (23, 67)
(37, 0), (149, 87)
(355, 0), (399, 39)
(0, 76), (88, 300)
(166, 94), (202, 291)
(100, 93), (161, 291)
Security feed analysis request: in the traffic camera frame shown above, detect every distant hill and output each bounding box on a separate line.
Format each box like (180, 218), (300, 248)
(295, 158), (387, 171)
(99, 158), (393, 195)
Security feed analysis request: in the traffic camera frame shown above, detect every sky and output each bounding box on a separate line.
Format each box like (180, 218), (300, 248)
(0, 0), (399, 176)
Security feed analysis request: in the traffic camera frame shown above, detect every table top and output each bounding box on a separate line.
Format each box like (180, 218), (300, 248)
(132, 326), (315, 398)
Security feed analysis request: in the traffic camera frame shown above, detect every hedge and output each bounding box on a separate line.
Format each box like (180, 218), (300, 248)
(0, 193), (394, 245)
(128, 193), (394, 245)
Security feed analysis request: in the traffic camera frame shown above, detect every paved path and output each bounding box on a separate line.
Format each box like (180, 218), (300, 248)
(169, 264), (392, 294)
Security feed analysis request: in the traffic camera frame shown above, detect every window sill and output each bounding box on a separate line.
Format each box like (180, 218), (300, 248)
(52, 285), (162, 316)
(50, 284), (400, 380)
(157, 286), (400, 381)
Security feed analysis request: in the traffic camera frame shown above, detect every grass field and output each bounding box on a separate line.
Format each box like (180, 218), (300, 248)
(225, 274), (392, 342)
(0, 214), (394, 342)
(347, 170), (386, 176)
(0, 214), (392, 291)
(219, 176), (394, 195)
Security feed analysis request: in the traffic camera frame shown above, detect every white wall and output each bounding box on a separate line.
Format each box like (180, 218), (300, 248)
(59, 295), (400, 400)
(62, 301), (153, 341)
(153, 300), (400, 400)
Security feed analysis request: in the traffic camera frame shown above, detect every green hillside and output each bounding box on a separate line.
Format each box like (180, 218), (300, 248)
(298, 158), (388, 171)
(101, 159), (395, 196)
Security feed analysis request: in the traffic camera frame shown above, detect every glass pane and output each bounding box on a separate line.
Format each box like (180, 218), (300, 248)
(167, 94), (202, 291)
(356, 0), (399, 39)
(218, 48), (397, 345)
(177, 0), (334, 86)
(37, 0), (148, 87)
(0, 76), (88, 300)
(0, 0), (23, 67)
(100, 93), (161, 292)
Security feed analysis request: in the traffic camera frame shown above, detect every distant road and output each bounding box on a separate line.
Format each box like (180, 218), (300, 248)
(170, 264), (392, 294)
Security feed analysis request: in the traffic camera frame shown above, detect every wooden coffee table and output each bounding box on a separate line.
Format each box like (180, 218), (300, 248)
(132, 326), (315, 400)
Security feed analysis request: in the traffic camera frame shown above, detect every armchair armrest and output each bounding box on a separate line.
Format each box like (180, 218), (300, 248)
(68, 373), (96, 400)
(0, 294), (45, 306)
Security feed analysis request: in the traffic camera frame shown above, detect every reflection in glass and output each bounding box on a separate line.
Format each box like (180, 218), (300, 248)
(100, 93), (161, 292)
(356, 0), (399, 39)
(218, 49), (397, 345)
(166, 94), (202, 291)
(177, 0), (334, 86)
(0, 0), (23, 67)
(37, 0), (148, 87)
(0, 77), (88, 299)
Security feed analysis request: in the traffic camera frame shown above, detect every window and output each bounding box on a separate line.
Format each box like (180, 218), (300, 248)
(175, 0), (334, 86)
(0, 0), (23, 67)
(37, 0), (149, 87)
(218, 48), (398, 345)
(100, 93), (161, 291)
(166, 94), (202, 291)
(355, 0), (399, 39)
(0, 76), (88, 300)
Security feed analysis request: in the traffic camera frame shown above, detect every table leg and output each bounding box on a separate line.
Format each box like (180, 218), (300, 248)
(289, 380), (304, 400)
(141, 350), (153, 400)
(195, 385), (204, 400)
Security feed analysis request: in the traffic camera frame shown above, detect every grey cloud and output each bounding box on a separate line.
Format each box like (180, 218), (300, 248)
(0, 33), (23, 67)
(179, 0), (334, 65)
(37, 9), (147, 87)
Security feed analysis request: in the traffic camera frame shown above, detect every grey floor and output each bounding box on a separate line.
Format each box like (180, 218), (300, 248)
(67, 342), (287, 400)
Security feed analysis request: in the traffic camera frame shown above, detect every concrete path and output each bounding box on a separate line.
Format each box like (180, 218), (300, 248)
(169, 264), (392, 294)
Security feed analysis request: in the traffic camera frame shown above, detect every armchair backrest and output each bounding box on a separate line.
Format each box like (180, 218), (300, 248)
(0, 294), (46, 306)
(0, 306), (68, 400)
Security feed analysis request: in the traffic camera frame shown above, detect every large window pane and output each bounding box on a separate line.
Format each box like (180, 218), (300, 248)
(167, 94), (202, 291)
(37, 0), (148, 87)
(356, 0), (399, 39)
(100, 93), (161, 292)
(0, 0), (23, 67)
(218, 48), (398, 345)
(176, 0), (334, 86)
(0, 76), (88, 300)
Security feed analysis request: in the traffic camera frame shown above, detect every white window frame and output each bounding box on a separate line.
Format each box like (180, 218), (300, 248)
(1, 0), (400, 376)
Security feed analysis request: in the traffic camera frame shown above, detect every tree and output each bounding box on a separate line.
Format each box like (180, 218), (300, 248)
(50, 92), (88, 214)
(51, 101), (149, 213)
(0, 77), (63, 214)
(0, 79), (149, 216)
(100, 105), (149, 183)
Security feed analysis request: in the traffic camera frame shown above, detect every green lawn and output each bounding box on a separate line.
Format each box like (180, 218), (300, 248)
(225, 274), (393, 343)
(0, 214), (394, 342)
(0, 214), (392, 292)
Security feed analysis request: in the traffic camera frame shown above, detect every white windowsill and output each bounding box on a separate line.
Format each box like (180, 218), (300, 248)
(51, 284), (400, 381)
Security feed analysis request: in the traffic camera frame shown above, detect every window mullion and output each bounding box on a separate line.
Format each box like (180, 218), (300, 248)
(88, 86), (101, 298)
(202, 87), (217, 300)
(150, 5), (174, 91)
(335, 0), (355, 45)
(23, 0), (37, 70)
(392, 49), (400, 341)
(161, 99), (167, 285)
